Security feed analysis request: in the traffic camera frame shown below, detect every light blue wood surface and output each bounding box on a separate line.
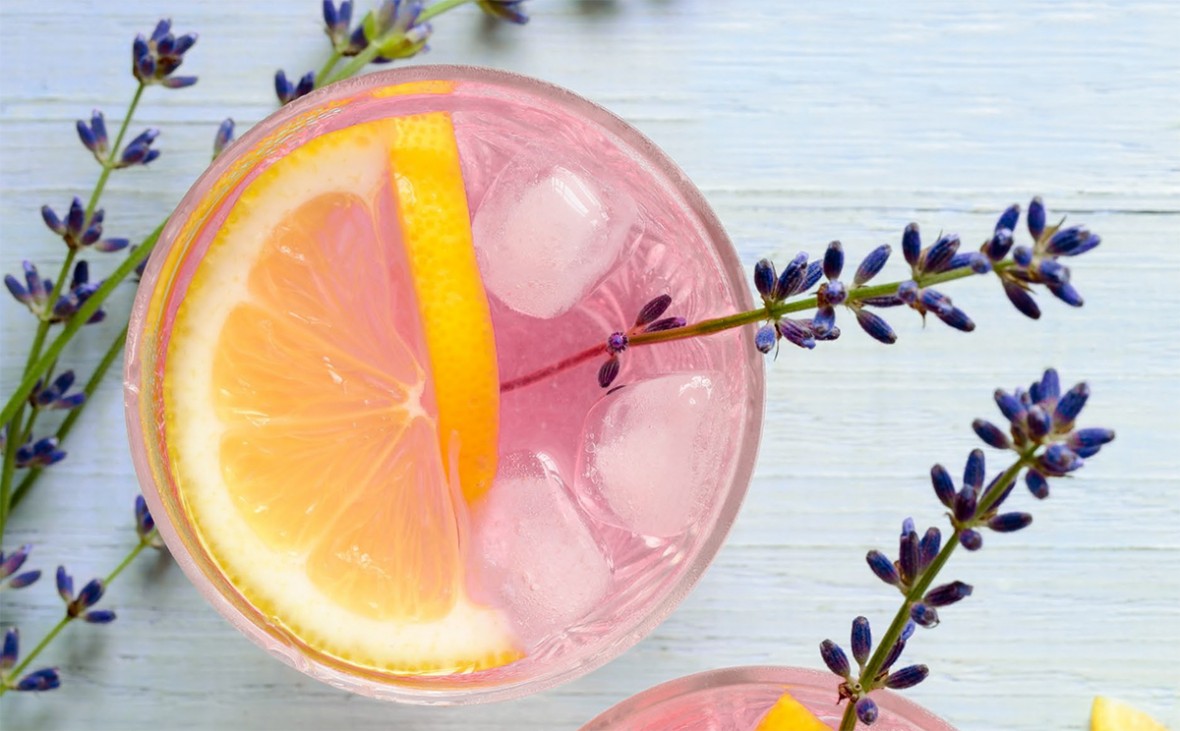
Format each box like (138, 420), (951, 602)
(1, 2), (1178, 729)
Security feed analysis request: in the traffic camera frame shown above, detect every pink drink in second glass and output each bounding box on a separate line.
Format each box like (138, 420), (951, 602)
(580, 667), (957, 730)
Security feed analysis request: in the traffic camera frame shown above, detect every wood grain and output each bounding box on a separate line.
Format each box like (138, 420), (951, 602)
(1, 1), (1177, 729)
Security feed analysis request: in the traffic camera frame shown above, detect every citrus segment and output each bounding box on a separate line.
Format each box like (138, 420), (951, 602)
(166, 117), (517, 673)
(1091, 696), (1169, 731)
(389, 111), (500, 502)
(755, 691), (832, 731)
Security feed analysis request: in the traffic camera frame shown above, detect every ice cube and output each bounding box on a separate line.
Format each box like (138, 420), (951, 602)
(471, 149), (642, 319)
(577, 373), (732, 538)
(470, 452), (612, 648)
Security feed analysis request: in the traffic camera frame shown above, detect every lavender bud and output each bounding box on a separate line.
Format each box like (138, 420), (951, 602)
(851, 616), (872, 666)
(897, 279), (919, 305)
(821, 279), (847, 306)
(885, 664), (930, 690)
(1027, 197), (1046, 239)
(910, 602), (939, 628)
(820, 639), (851, 678)
(953, 485), (977, 523)
(597, 357), (621, 389)
(55, 566), (73, 602)
(1026, 405), (1051, 440)
(753, 259), (776, 299)
(802, 260), (824, 291)
(1053, 382), (1090, 427)
(634, 294), (672, 327)
(0, 628), (16, 671)
(925, 580), (973, 607)
(1012, 245), (1034, 267)
(972, 419), (1011, 450)
(854, 308), (897, 344)
(880, 636), (907, 672)
(994, 389), (1027, 425)
(1068, 428), (1115, 451)
(135, 494), (156, 539)
(68, 578), (105, 616)
(921, 234), (960, 273)
(1025, 469), (1050, 499)
(15, 667), (61, 692)
(778, 319), (816, 350)
(823, 240), (844, 280)
(902, 223), (921, 267)
(853, 244), (891, 286)
(866, 550), (900, 586)
(984, 228), (1014, 261)
(1047, 226), (1102, 257)
(775, 252), (809, 299)
(985, 472), (1017, 510)
(901, 620), (916, 641)
(963, 449), (985, 493)
(898, 529), (919, 585)
(1002, 279), (1041, 320)
(84, 609), (117, 624)
(918, 527), (941, 571)
(930, 464), (955, 507)
(213, 118), (235, 159)
(1039, 444), (1082, 475)
(754, 324), (777, 354)
(1047, 281), (1084, 307)
(0, 544), (32, 579)
(856, 697), (880, 725)
(996, 203), (1020, 234)
(643, 316), (686, 333)
(988, 512), (1033, 533)
(959, 529), (983, 551)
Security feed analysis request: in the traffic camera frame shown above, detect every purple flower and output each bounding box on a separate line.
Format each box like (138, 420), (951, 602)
(0, 545), (41, 589)
(212, 118), (235, 159)
(275, 70), (316, 106)
(819, 639), (851, 678)
(117, 128), (161, 168)
(0, 628), (17, 671)
(30, 371), (86, 411)
(885, 664), (929, 690)
(135, 494), (159, 545)
(850, 616), (872, 666)
(478, 0), (530, 24)
(15, 437), (67, 469)
(14, 667), (61, 692)
(353, 0), (432, 62)
(56, 567), (117, 624)
(323, 0), (355, 48)
(39, 198), (128, 251)
(856, 697), (879, 725)
(76, 109), (110, 160)
(132, 19), (198, 88)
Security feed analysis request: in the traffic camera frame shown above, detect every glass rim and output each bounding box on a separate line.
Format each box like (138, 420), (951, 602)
(578, 665), (957, 730)
(123, 63), (766, 704)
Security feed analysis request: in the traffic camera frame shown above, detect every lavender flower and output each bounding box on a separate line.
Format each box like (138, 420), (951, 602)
(0, 545), (41, 589)
(212, 118), (235, 159)
(596, 295), (685, 387)
(56, 567), (116, 624)
(132, 19), (198, 88)
(478, 0), (530, 24)
(323, 0), (355, 48)
(824, 371), (1111, 726)
(14, 667), (61, 692)
(116, 128), (161, 168)
(75, 110), (110, 161)
(6, 260), (105, 324)
(358, 0), (432, 61)
(40, 198), (128, 251)
(15, 437), (67, 469)
(30, 371), (86, 411)
(275, 70), (316, 106)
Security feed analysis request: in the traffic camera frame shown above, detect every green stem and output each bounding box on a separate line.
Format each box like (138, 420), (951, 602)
(1, 84), (147, 534)
(8, 324), (129, 512)
(313, 49), (344, 88)
(837, 456), (1031, 731)
(86, 83), (145, 221)
(0, 226), (160, 442)
(0, 531), (155, 695)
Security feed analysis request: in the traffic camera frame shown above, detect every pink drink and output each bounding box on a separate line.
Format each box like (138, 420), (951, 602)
(580, 667), (957, 730)
(125, 66), (764, 702)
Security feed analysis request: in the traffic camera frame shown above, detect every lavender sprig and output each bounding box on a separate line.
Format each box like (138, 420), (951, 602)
(504, 199), (1101, 392)
(822, 369), (1112, 729)
(0, 497), (160, 695)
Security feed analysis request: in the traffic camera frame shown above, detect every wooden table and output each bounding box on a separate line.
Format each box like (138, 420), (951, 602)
(2, 1), (1177, 729)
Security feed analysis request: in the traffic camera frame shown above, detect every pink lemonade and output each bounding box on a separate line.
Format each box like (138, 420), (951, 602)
(125, 66), (764, 702)
(580, 667), (957, 731)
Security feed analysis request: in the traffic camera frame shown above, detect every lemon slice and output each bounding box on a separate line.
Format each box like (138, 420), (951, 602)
(166, 111), (516, 674)
(1091, 696), (1170, 731)
(755, 691), (832, 730)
